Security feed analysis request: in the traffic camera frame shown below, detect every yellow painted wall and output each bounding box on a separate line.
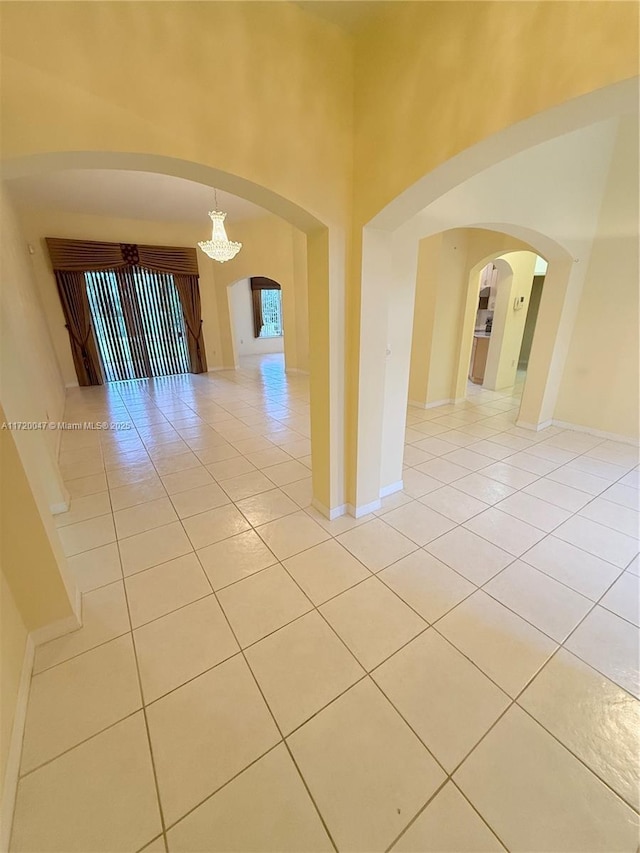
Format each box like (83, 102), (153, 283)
(0, 2), (353, 227)
(0, 413), (75, 632)
(210, 215), (309, 372)
(484, 252), (537, 391)
(0, 570), (27, 805)
(409, 229), (534, 408)
(352, 1), (638, 225)
(554, 113), (639, 438)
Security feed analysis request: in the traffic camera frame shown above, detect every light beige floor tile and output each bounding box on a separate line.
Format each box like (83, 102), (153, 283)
(262, 459), (309, 486)
(235, 489), (299, 526)
(337, 518), (417, 572)
(374, 490), (414, 514)
(378, 550), (475, 622)
(109, 477), (166, 511)
(554, 515), (639, 568)
(245, 446), (292, 468)
(523, 477), (592, 512)
(484, 561), (593, 641)
(11, 713), (162, 853)
(107, 462), (158, 488)
(183, 503), (251, 550)
(374, 630), (509, 772)
(567, 456), (631, 482)
(195, 442), (240, 464)
(470, 507), (548, 557)
(565, 605), (639, 698)
(153, 451), (201, 476)
(425, 527), (513, 585)
(68, 542), (122, 592)
(288, 678), (445, 853)
(600, 571), (640, 626)
(601, 482), (640, 511)
(284, 539), (370, 605)
(217, 565), (312, 647)
(453, 473), (516, 505)
(197, 529), (277, 589)
(220, 470), (276, 501)
(57, 513), (116, 557)
(33, 582), (130, 673)
(580, 497), (640, 538)
(125, 553), (211, 627)
(169, 482), (230, 518)
(161, 466), (215, 495)
(246, 611), (364, 734)
(320, 577), (427, 670)
(415, 457), (470, 484)
(418, 485), (489, 523)
(54, 492), (112, 528)
(495, 491), (572, 533)
(437, 591), (557, 697)
(119, 522), (192, 576)
(520, 649), (640, 810)
(521, 535), (621, 600)
(401, 467), (443, 498)
(391, 782), (505, 852)
(166, 744), (332, 852)
(147, 656), (280, 826)
(256, 511), (330, 560)
(547, 466), (611, 496)
(135, 594), (239, 702)
(305, 505), (374, 535)
(207, 455), (257, 480)
(455, 706), (639, 852)
(21, 635), (141, 773)
(402, 445), (434, 467)
(64, 472), (108, 499)
(139, 834), (166, 852)
(60, 457), (105, 481)
(382, 502), (456, 546)
(114, 496), (178, 539)
(280, 476), (313, 507)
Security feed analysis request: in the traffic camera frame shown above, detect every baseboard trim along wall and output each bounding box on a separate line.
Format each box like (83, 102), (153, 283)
(408, 398), (453, 409)
(517, 417), (638, 445)
(0, 607), (83, 851)
(380, 480), (403, 498)
(311, 498), (347, 520)
(0, 637), (34, 853)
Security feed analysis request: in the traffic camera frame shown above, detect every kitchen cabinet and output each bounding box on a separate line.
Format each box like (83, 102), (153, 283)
(469, 333), (490, 384)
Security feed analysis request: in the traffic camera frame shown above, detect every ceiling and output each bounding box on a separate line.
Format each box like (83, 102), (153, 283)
(296, 1), (391, 33)
(5, 169), (270, 224)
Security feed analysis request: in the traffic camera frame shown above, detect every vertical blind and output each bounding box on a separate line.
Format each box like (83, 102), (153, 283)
(85, 267), (190, 382)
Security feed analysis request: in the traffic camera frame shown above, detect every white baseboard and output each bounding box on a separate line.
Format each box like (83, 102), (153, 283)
(49, 496), (70, 516)
(380, 480), (403, 498)
(551, 420), (638, 446)
(516, 418), (553, 432)
(311, 498), (347, 520)
(0, 636), (34, 853)
(29, 611), (81, 647)
(346, 498), (382, 518)
(408, 398), (453, 410)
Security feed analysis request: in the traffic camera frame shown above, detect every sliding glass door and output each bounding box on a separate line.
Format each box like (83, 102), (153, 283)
(85, 266), (190, 382)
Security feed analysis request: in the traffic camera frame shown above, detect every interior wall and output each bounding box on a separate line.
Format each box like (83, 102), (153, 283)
(519, 275), (545, 367)
(554, 113), (639, 438)
(484, 251), (536, 390)
(228, 279), (284, 360)
(212, 216), (309, 373)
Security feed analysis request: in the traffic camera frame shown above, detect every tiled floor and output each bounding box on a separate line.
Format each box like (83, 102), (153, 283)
(10, 355), (640, 852)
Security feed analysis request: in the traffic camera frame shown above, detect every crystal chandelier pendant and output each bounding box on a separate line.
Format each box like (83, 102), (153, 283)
(198, 209), (242, 263)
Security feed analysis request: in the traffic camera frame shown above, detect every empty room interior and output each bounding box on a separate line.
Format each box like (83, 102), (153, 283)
(0, 2), (639, 851)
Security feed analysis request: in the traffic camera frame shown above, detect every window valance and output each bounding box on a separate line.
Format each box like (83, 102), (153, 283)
(250, 276), (281, 291)
(45, 237), (199, 276)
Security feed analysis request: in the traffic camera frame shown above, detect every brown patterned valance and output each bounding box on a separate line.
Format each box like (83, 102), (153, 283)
(45, 237), (198, 276)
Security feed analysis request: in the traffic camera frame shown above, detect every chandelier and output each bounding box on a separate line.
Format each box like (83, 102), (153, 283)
(197, 189), (242, 263)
